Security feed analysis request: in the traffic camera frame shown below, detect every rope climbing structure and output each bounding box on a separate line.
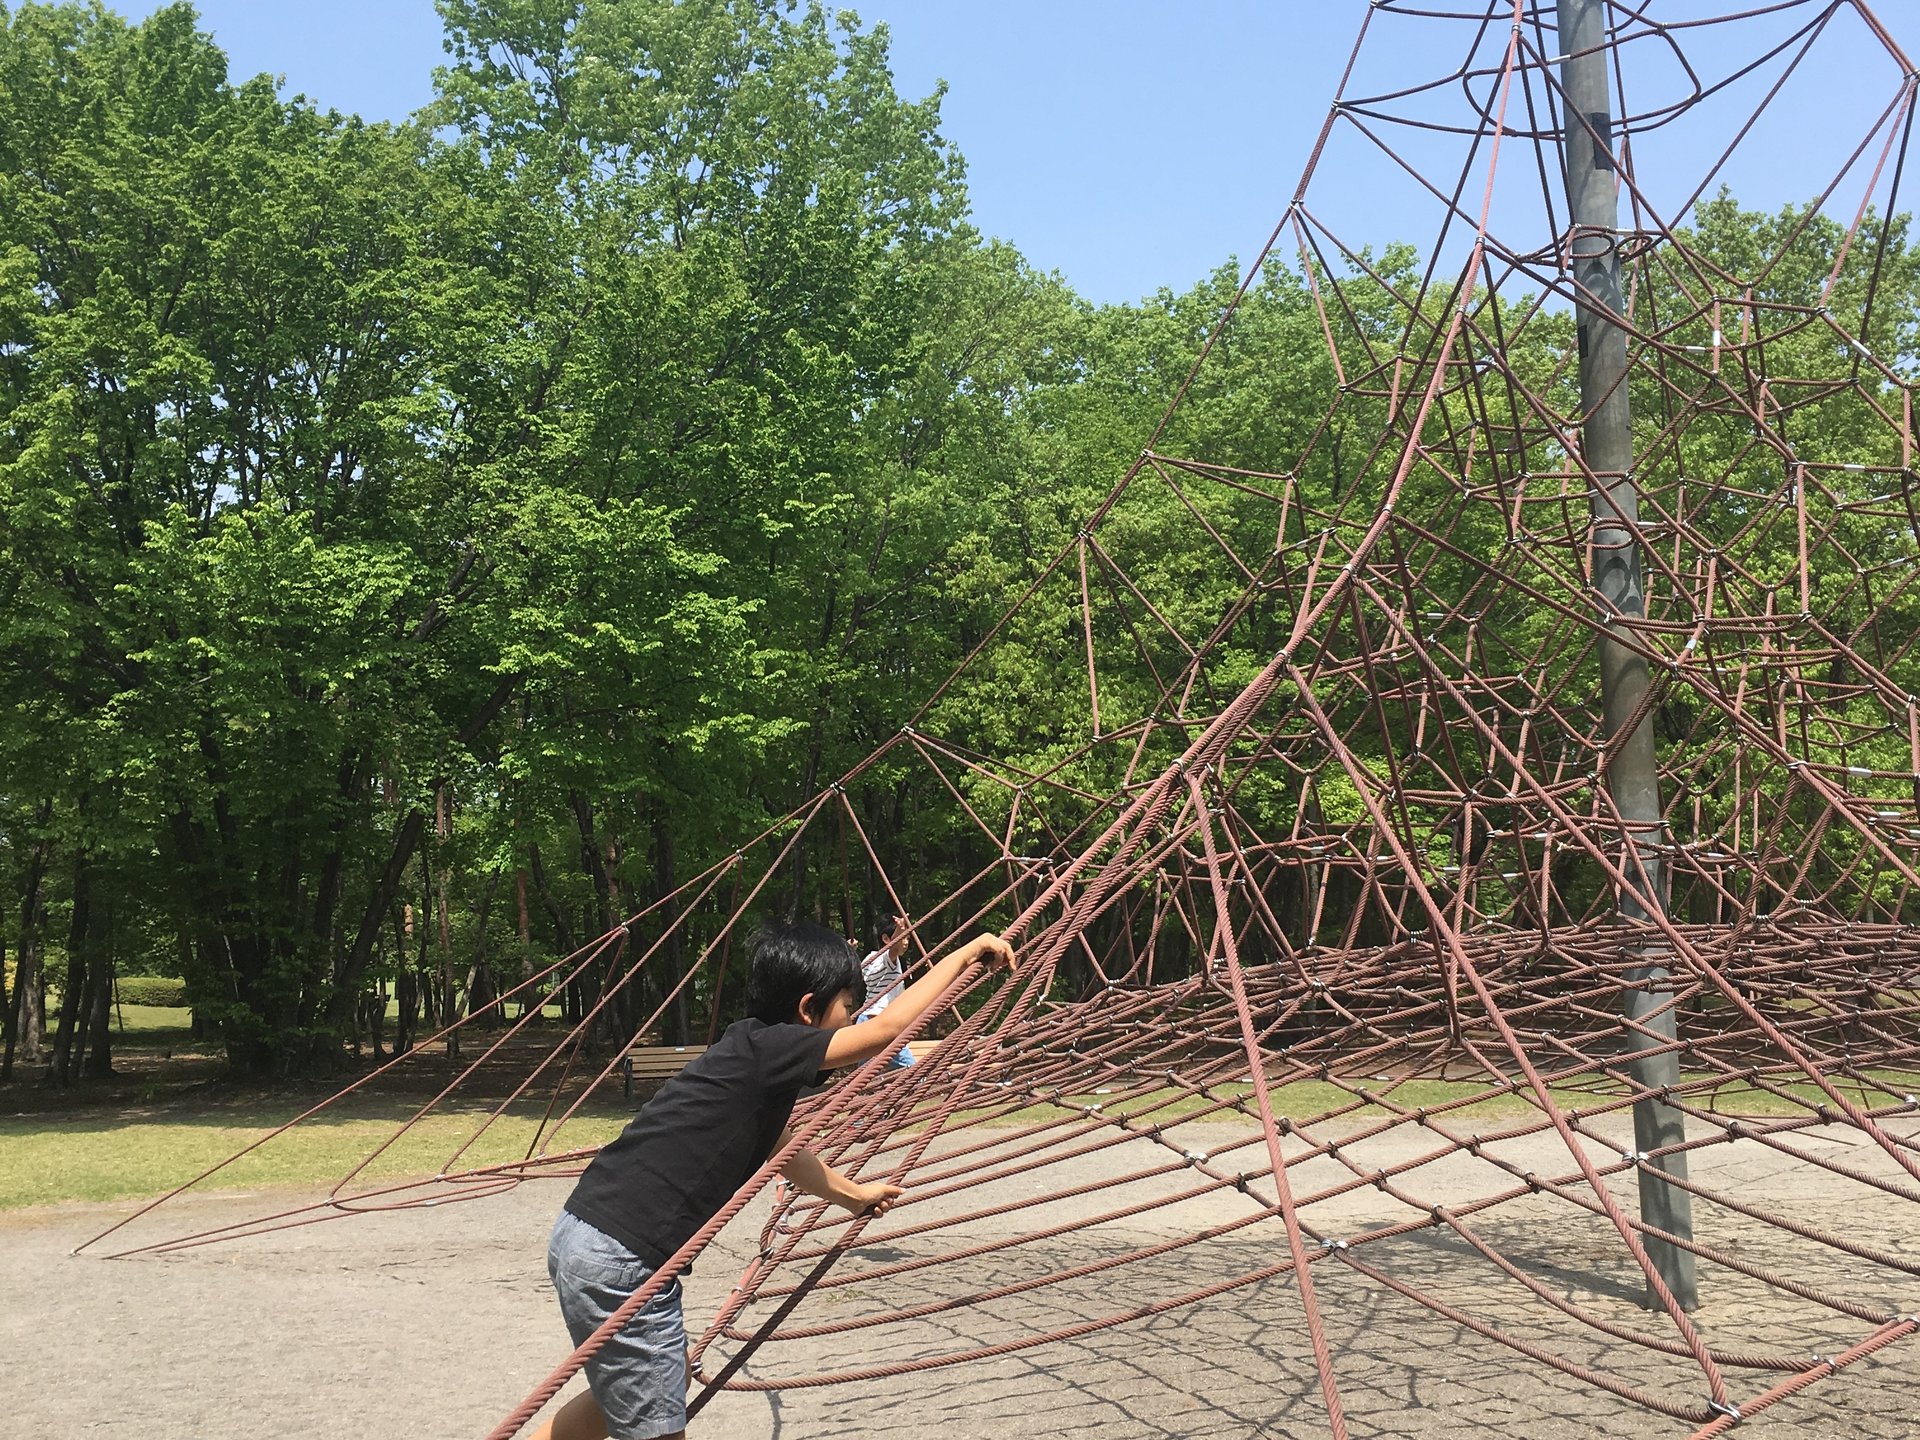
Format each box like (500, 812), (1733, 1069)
(83, 2), (1920, 1435)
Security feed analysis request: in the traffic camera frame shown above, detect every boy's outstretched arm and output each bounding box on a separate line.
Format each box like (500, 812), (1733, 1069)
(776, 1128), (903, 1215)
(823, 932), (1014, 1069)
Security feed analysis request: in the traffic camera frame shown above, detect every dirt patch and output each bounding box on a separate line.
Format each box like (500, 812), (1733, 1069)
(7, 1117), (1918, 1439)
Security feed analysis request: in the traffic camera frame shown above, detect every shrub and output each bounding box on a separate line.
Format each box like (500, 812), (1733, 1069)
(117, 976), (188, 1007)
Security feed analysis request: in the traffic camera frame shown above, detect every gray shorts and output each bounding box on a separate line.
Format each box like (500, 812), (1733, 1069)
(547, 1210), (688, 1440)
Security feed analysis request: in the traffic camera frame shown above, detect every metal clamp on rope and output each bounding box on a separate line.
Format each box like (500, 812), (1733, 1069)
(1706, 1400), (1741, 1421)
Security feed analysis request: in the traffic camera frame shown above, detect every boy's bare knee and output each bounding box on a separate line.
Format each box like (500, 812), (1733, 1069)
(532, 1389), (610, 1440)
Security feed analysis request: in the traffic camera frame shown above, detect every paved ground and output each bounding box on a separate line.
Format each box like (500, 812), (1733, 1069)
(7, 1114), (1919, 1439)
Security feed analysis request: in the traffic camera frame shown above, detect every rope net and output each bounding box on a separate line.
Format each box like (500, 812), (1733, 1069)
(87, 3), (1920, 1434)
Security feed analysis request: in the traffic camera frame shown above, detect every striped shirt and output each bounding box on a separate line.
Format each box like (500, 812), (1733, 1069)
(859, 947), (905, 1016)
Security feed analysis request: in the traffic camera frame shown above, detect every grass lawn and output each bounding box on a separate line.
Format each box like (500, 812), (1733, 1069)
(935, 1069), (1920, 1132)
(0, 1104), (628, 1210)
(8, 1010), (1912, 1212)
(3, 1003), (627, 1210)
(116, 1002), (185, 1030)
(942, 1078), (1556, 1132)
(113, 1003), (209, 1041)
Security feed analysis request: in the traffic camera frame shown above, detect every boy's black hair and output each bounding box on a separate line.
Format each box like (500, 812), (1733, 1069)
(746, 920), (866, 1024)
(870, 911), (907, 953)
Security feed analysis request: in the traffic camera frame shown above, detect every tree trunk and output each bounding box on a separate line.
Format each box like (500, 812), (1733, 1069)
(311, 750), (364, 946)
(5, 911), (45, 1079)
(331, 808), (427, 1036)
(326, 674), (517, 1039)
(434, 786), (457, 1058)
(1301, 783), (1327, 950)
(0, 824), (34, 1079)
(83, 937), (114, 1079)
(370, 975), (387, 1060)
(415, 877), (436, 1031)
(396, 966), (418, 1052)
(655, 814), (688, 1044)
(527, 844), (578, 955)
(514, 864), (533, 1018)
(568, 793), (617, 936)
(70, 947), (97, 1080)
(48, 850), (92, 1086)
(1, 900), (11, 1080)
(464, 870), (501, 1023)
(605, 820), (644, 1042)
(392, 902), (417, 1053)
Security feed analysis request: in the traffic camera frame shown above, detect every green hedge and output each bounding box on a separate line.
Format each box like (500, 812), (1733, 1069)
(117, 976), (188, 1007)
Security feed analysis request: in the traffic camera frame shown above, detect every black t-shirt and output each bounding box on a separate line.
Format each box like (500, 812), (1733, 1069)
(564, 1018), (834, 1268)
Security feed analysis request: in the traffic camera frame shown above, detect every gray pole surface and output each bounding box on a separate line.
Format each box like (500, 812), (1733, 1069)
(1555, 0), (1698, 1311)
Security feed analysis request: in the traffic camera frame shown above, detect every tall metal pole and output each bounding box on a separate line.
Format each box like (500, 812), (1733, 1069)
(1556, 0), (1698, 1311)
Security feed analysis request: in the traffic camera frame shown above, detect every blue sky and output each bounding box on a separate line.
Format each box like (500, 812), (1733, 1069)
(124, 2), (1920, 306)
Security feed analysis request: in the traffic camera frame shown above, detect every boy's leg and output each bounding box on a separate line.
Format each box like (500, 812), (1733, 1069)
(526, 1388), (684, 1440)
(548, 1212), (691, 1440)
(530, 1390), (611, 1440)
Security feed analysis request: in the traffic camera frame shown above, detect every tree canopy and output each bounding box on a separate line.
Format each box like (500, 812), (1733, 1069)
(3, 0), (1916, 1078)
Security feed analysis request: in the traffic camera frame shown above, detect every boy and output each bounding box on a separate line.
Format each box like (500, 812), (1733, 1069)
(536, 919), (1014, 1440)
(857, 913), (915, 1068)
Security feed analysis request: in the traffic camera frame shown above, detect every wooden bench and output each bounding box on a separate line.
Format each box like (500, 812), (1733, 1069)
(621, 1043), (707, 1100)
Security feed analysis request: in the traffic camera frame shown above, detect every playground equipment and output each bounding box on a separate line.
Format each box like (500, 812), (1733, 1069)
(86, 4), (1920, 1434)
